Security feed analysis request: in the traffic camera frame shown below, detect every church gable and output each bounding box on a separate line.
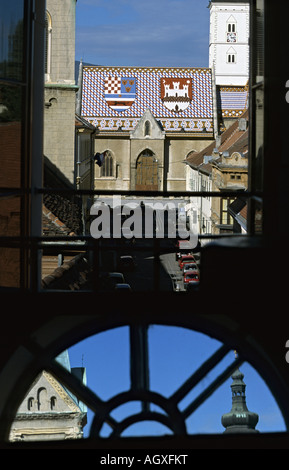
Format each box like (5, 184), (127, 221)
(130, 109), (165, 140)
(17, 371), (80, 414)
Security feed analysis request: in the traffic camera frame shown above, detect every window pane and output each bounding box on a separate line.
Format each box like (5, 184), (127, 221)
(0, 195), (21, 288)
(0, 84), (22, 125)
(0, 247), (21, 288)
(0, 84), (23, 188)
(0, 1), (25, 81)
(0, 83), (23, 288)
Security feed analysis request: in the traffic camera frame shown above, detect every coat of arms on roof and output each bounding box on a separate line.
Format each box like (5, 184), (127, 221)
(161, 78), (192, 112)
(104, 75), (136, 112)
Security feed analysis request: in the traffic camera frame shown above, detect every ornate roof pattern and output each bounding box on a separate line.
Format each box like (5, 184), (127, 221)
(81, 66), (213, 134)
(218, 85), (249, 118)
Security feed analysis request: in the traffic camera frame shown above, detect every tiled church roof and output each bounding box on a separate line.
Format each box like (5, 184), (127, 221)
(217, 84), (249, 118)
(81, 66), (214, 134)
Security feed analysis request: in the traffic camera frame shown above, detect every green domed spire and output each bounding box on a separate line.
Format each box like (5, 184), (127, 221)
(221, 367), (259, 433)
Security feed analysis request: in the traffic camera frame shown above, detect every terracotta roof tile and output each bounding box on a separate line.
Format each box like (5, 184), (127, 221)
(186, 109), (249, 170)
(43, 193), (83, 235)
(41, 254), (91, 290)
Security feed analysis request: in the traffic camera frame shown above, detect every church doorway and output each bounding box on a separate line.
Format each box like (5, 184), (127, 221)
(135, 150), (159, 191)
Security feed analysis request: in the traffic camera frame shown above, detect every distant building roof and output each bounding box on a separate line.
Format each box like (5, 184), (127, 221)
(41, 254), (91, 291)
(217, 84), (249, 119)
(186, 109), (248, 173)
(75, 113), (96, 130)
(56, 350), (87, 414)
(42, 204), (74, 236)
(209, 0), (249, 4)
(42, 193), (82, 235)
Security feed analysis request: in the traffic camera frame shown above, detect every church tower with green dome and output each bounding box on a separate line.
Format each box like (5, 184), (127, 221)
(222, 367), (259, 433)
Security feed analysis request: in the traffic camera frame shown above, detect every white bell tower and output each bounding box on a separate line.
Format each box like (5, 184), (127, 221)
(209, 1), (250, 86)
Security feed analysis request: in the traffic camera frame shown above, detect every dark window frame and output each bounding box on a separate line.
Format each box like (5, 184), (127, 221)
(2, 0), (289, 448)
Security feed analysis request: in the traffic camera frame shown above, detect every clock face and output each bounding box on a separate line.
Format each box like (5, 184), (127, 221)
(227, 32), (237, 42)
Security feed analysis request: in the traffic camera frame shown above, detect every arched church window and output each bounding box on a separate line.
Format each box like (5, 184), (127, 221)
(27, 397), (34, 411)
(227, 54), (236, 63)
(100, 151), (114, 177)
(227, 23), (236, 33)
(227, 15), (237, 33)
(227, 48), (237, 64)
(50, 396), (57, 410)
(37, 387), (47, 411)
(144, 120), (151, 136)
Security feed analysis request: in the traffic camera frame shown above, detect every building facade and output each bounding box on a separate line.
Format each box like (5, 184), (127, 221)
(209, 0), (250, 130)
(186, 111), (248, 236)
(209, 0), (250, 86)
(186, 153), (213, 237)
(44, 0), (78, 185)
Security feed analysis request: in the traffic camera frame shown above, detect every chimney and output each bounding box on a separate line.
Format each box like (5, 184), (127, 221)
(238, 118), (247, 131)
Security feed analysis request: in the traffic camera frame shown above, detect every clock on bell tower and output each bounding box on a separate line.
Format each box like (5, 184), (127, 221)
(227, 32), (237, 42)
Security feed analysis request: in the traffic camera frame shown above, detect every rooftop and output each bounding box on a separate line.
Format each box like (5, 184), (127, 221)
(186, 109), (249, 173)
(80, 66), (214, 134)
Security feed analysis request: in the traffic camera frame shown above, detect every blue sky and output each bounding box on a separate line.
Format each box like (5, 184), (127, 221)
(68, 325), (286, 438)
(75, 0), (210, 67)
(71, 0), (287, 439)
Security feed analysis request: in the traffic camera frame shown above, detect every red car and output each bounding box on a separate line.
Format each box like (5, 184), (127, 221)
(179, 254), (195, 269)
(175, 240), (194, 260)
(184, 270), (199, 286)
(183, 262), (198, 274)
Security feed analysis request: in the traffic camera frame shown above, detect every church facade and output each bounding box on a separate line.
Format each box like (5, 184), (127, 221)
(44, 0), (78, 185)
(78, 65), (215, 195)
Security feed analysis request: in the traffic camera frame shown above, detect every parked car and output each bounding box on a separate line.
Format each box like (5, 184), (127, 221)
(115, 283), (132, 291)
(184, 270), (199, 286)
(178, 254), (195, 269)
(183, 262), (198, 274)
(186, 281), (200, 292)
(117, 255), (136, 272)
